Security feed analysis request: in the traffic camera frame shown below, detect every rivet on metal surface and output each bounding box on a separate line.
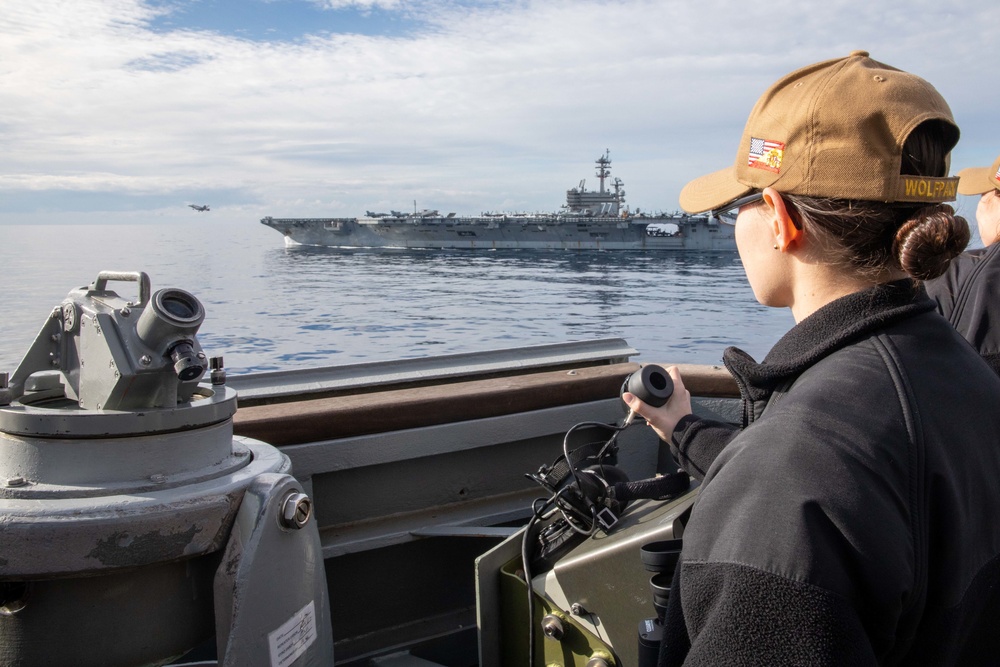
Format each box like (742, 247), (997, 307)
(6, 477), (26, 487)
(149, 473), (166, 484)
(570, 602), (586, 616)
(281, 492), (313, 529)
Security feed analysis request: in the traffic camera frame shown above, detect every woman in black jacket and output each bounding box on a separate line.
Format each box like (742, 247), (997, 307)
(624, 52), (1000, 666)
(925, 153), (1000, 374)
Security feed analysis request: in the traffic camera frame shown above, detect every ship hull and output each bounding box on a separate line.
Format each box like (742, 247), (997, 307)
(260, 215), (736, 251)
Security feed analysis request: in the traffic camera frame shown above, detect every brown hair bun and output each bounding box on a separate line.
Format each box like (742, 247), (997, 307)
(894, 205), (970, 281)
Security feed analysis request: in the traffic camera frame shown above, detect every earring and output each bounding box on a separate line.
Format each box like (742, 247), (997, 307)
(773, 244), (779, 250)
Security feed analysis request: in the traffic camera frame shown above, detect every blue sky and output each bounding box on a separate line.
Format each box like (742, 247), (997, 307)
(146, 0), (423, 40)
(1, 0), (998, 227)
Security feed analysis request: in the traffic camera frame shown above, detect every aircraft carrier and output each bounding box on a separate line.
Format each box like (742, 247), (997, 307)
(260, 152), (737, 251)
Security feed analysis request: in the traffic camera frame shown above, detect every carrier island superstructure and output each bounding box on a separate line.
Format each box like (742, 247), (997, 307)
(260, 152), (736, 251)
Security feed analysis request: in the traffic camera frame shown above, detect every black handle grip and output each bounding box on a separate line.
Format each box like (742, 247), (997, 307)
(622, 364), (674, 408)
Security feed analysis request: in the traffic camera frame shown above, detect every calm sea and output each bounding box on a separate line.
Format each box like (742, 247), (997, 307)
(0, 220), (792, 376)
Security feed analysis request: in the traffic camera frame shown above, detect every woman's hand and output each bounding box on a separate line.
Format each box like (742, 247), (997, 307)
(622, 365), (693, 442)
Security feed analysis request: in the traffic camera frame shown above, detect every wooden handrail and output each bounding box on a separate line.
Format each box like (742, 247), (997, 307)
(233, 362), (737, 446)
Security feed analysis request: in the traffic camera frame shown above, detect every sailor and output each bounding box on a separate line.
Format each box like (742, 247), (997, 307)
(624, 51), (1000, 665)
(924, 152), (1000, 374)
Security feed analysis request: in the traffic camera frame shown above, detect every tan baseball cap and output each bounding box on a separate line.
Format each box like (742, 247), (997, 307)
(680, 51), (960, 214)
(957, 154), (1000, 195)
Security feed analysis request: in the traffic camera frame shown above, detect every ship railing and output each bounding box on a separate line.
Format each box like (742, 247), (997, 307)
(227, 339), (739, 663)
(228, 338), (638, 404)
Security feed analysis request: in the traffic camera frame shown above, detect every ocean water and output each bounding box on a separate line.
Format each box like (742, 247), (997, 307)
(0, 220), (792, 376)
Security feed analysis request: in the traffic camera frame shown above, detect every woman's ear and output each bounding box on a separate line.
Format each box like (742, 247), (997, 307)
(762, 187), (801, 251)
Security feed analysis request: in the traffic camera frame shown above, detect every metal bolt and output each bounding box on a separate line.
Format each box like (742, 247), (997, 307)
(120, 306), (131, 317)
(570, 602), (585, 616)
(541, 614), (564, 641)
(149, 474), (166, 484)
(140, 355), (152, 366)
(210, 356), (227, 386)
(7, 477), (26, 488)
(281, 492), (313, 529)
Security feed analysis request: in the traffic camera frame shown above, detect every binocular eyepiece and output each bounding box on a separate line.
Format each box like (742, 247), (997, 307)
(169, 342), (204, 383)
(137, 288), (206, 383)
(621, 364), (674, 408)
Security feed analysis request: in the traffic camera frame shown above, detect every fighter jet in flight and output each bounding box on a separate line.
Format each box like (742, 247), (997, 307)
(188, 204), (210, 212)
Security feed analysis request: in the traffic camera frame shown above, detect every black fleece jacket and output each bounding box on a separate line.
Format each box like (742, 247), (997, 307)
(659, 281), (1000, 666)
(925, 243), (1000, 375)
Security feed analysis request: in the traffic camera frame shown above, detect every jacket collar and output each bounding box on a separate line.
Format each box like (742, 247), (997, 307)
(723, 280), (935, 402)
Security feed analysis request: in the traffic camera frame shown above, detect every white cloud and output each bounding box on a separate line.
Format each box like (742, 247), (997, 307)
(0, 0), (998, 223)
(310, 0), (406, 10)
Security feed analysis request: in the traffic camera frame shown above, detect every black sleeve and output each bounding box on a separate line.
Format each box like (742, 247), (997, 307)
(669, 414), (739, 480)
(672, 561), (878, 667)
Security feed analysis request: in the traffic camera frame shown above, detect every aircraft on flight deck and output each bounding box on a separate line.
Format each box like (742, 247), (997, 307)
(189, 204), (210, 212)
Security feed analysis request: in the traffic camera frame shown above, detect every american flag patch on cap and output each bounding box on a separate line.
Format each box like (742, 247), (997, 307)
(749, 137), (785, 173)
